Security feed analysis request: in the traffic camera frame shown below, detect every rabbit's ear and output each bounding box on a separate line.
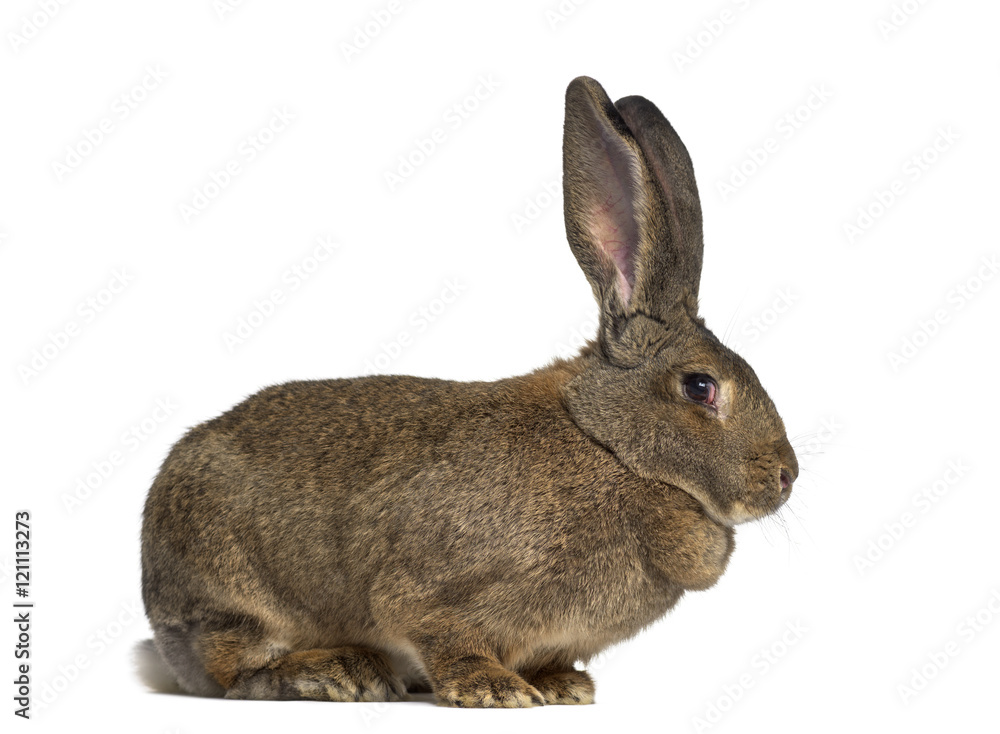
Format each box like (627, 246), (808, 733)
(614, 94), (704, 304)
(563, 77), (704, 331)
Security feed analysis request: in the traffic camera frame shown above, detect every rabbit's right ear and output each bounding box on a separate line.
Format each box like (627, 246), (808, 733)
(562, 77), (703, 360)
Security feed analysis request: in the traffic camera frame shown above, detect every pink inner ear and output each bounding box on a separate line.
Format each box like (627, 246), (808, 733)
(588, 191), (637, 304)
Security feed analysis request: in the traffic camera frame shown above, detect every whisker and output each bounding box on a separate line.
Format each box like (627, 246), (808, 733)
(721, 289), (750, 348)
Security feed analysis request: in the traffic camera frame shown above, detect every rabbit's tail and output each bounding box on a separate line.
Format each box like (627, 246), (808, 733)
(133, 638), (182, 694)
(134, 627), (226, 696)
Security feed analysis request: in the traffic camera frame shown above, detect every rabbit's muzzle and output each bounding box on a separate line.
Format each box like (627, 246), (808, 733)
(734, 438), (798, 523)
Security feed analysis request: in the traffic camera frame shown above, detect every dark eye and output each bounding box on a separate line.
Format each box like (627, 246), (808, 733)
(683, 374), (718, 408)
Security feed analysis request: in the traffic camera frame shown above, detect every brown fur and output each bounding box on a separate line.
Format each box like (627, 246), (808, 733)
(140, 77), (797, 707)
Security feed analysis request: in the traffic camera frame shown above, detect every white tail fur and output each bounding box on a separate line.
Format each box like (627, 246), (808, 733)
(133, 639), (181, 694)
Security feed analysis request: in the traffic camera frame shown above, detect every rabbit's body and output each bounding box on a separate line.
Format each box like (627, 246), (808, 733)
(143, 358), (731, 700)
(141, 77), (796, 707)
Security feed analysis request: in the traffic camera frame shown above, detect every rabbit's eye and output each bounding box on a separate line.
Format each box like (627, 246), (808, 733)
(683, 374), (718, 408)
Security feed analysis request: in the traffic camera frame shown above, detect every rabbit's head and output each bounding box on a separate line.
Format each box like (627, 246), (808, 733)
(561, 77), (797, 526)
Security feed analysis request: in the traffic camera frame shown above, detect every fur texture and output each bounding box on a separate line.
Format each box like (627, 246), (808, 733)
(140, 77), (797, 707)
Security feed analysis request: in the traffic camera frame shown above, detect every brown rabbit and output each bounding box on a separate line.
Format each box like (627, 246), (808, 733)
(139, 76), (798, 708)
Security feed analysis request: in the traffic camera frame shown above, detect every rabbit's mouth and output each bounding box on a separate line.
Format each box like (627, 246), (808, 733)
(693, 463), (795, 527)
(669, 478), (784, 528)
(730, 447), (797, 523)
(724, 487), (791, 526)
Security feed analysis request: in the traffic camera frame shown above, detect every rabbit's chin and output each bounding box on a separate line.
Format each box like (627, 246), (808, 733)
(720, 501), (782, 527)
(678, 484), (788, 528)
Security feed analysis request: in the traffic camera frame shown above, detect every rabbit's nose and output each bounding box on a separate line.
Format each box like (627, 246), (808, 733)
(778, 468), (796, 504)
(780, 468), (793, 492)
(776, 436), (799, 482)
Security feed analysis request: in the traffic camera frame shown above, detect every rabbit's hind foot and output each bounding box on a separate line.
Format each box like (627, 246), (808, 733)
(223, 647), (407, 702)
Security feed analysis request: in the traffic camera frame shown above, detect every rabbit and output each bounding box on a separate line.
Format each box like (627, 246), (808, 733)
(139, 75), (798, 708)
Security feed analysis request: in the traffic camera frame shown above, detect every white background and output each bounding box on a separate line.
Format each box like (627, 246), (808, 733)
(2, 1), (998, 732)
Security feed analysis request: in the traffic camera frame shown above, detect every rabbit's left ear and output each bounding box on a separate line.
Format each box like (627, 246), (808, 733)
(563, 77), (704, 329)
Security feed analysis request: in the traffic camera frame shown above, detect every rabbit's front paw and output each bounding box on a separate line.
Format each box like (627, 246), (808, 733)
(527, 669), (594, 705)
(436, 659), (545, 708)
